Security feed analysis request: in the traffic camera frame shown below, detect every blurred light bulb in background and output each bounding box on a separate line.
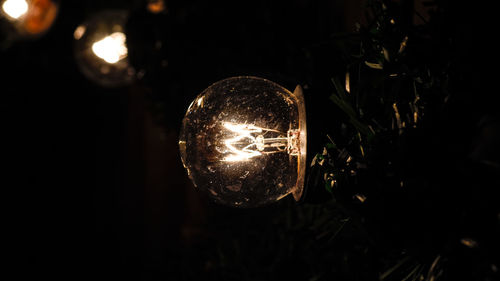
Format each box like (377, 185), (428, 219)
(179, 76), (307, 208)
(0, 0), (58, 37)
(91, 32), (128, 64)
(73, 10), (135, 88)
(2, 0), (28, 19)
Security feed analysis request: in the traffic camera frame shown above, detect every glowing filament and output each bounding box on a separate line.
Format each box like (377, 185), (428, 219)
(2, 0), (28, 19)
(92, 32), (128, 64)
(222, 122), (298, 162)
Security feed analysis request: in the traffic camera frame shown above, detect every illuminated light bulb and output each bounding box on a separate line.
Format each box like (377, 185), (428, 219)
(91, 32), (128, 64)
(2, 0), (28, 19)
(73, 10), (135, 87)
(179, 76), (307, 208)
(0, 0), (58, 37)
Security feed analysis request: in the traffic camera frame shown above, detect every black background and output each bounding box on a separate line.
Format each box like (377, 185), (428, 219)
(1, 1), (351, 279)
(2, 0), (498, 280)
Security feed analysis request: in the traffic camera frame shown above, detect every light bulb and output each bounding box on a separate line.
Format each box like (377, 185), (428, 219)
(179, 76), (307, 208)
(91, 32), (128, 64)
(0, 0), (58, 37)
(2, 0), (28, 19)
(73, 10), (135, 88)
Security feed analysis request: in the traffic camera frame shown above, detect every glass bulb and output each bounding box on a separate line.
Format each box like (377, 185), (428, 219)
(2, 0), (28, 19)
(73, 10), (135, 88)
(0, 0), (58, 37)
(179, 76), (307, 208)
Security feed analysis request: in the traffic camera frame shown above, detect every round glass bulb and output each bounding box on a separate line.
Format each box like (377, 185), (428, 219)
(179, 76), (307, 208)
(73, 10), (135, 88)
(0, 0), (58, 37)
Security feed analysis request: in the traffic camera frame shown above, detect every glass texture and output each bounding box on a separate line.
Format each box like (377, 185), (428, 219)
(179, 76), (307, 207)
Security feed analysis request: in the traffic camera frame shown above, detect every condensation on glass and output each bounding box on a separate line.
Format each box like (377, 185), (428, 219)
(179, 76), (307, 208)
(73, 9), (135, 88)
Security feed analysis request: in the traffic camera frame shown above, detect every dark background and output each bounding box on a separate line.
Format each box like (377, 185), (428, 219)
(2, 0), (498, 280)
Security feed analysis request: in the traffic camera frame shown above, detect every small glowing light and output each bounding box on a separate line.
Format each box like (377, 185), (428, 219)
(2, 0), (28, 19)
(354, 194), (367, 203)
(398, 36), (409, 54)
(147, 0), (166, 14)
(73, 25), (86, 40)
(345, 72), (350, 93)
(460, 238), (478, 248)
(91, 32), (128, 64)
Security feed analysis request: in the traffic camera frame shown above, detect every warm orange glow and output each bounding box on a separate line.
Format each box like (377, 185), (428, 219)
(147, 0), (166, 14)
(91, 32), (128, 64)
(24, 0), (58, 35)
